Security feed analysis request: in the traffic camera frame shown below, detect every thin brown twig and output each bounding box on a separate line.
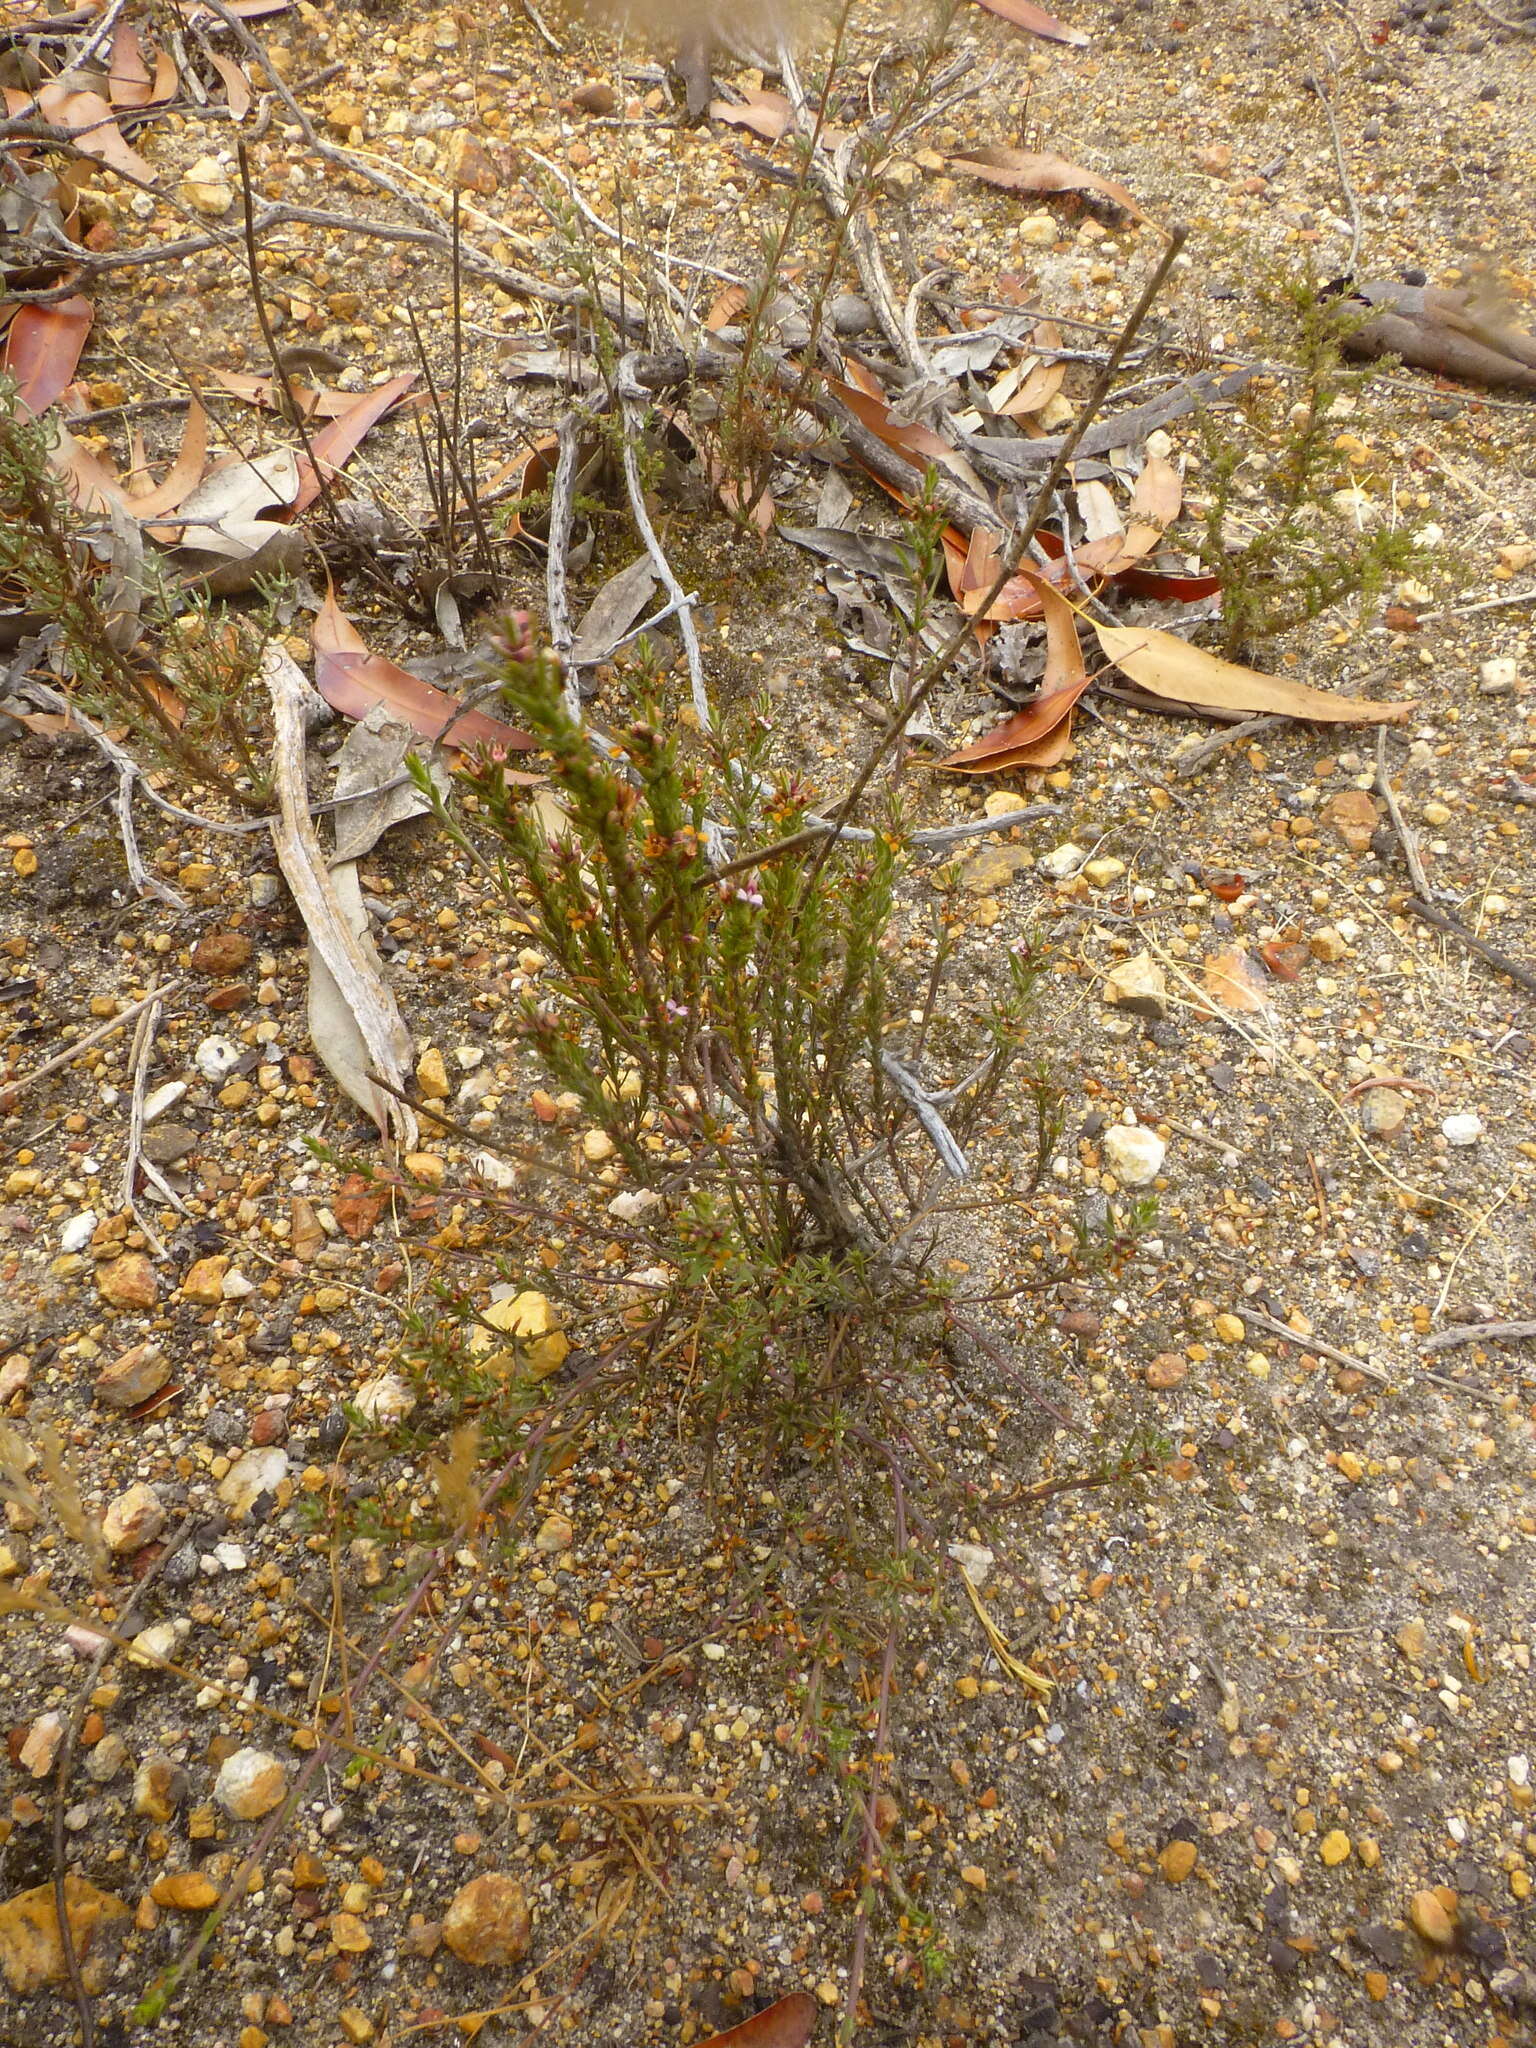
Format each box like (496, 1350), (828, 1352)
(1239, 1305), (1388, 1380)
(1406, 896), (1536, 1000)
(1306, 1149), (1330, 1229)
(1421, 1319), (1536, 1354)
(233, 140), (350, 555)
(1240, 1305), (1481, 1396)
(1, 982), (186, 1107)
(1303, 69), (1362, 273)
(1374, 727), (1434, 902)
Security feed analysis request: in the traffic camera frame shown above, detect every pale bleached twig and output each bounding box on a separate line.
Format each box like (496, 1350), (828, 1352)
(1173, 714), (1287, 781)
(546, 415), (580, 720)
(262, 647), (418, 1153)
(1374, 726), (1436, 903)
(1304, 69), (1362, 273)
(616, 361), (710, 728)
(1, 981), (185, 1105)
(19, 681), (261, 835)
(879, 1051), (970, 1180)
(1422, 1319), (1536, 1354)
(1241, 1304), (1486, 1397)
(1416, 584), (1536, 624)
(122, 985), (187, 1259)
(13, 683), (190, 909)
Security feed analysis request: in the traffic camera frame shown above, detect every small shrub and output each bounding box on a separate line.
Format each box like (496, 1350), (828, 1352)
(414, 624), (1048, 1572)
(1191, 267), (1440, 657)
(0, 385), (269, 803)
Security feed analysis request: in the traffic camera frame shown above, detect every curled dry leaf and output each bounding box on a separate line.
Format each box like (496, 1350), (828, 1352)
(1108, 452), (1182, 568)
(1, 296), (92, 416)
(966, 0), (1089, 44)
(705, 282), (750, 332)
(484, 430), (560, 543)
(1202, 946), (1272, 1014)
(694, 1991), (819, 2048)
(108, 22), (155, 109)
(164, 445), (300, 557)
(708, 90), (793, 141)
(1092, 620), (1414, 724)
(312, 589), (536, 756)
(941, 528), (1080, 622)
(121, 399), (208, 519)
(993, 353), (1065, 418)
(206, 52), (253, 121)
(937, 567), (1089, 772)
(288, 371), (419, 515)
(831, 361), (988, 495)
(948, 145), (1142, 221)
(35, 84), (153, 182)
(50, 425), (133, 514)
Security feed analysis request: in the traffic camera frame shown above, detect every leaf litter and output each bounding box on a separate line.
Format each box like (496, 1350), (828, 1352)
(5, 7), (1529, 2042)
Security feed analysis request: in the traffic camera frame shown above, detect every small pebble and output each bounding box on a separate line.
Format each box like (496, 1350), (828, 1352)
(1102, 1124), (1166, 1187)
(195, 1035), (242, 1083)
(1478, 657), (1517, 695)
(215, 1748), (288, 1821)
(1040, 842), (1087, 880)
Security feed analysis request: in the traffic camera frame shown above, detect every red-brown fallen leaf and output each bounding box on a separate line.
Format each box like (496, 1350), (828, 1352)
(125, 1382), (185, 1422)
(49, 423), (131, 513)
(333, 1174), (387, 1242)
(1111, 563), (1224, 601)
(966, 0), (1089, 45)
(1093, 620), (1414, 724)
(831, 361), (987, 493)
(695, 1992), (819, 2048)
(123, 398), (208, 518)
(937, 567), (1088, 772)
(1, 296), (92, 415)
(708, 90), (793, 140)
(948, 146), (1142, 221)
(941, 527), (1095, 622)
(706, 283), (749, 333)
(207, 51), (253, 121)
(108, 21), (154, 108)
(288, 371), (419, 514)
(1382, 603), (1421, 632)
(312, 587), (536, 756)
(482, 431), (560, 543)
(1259, 940), (1310, 981)
(203, 367), (331, 419)
(1202, 946), (1271, 1013)
(35, 84), (153, 182)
